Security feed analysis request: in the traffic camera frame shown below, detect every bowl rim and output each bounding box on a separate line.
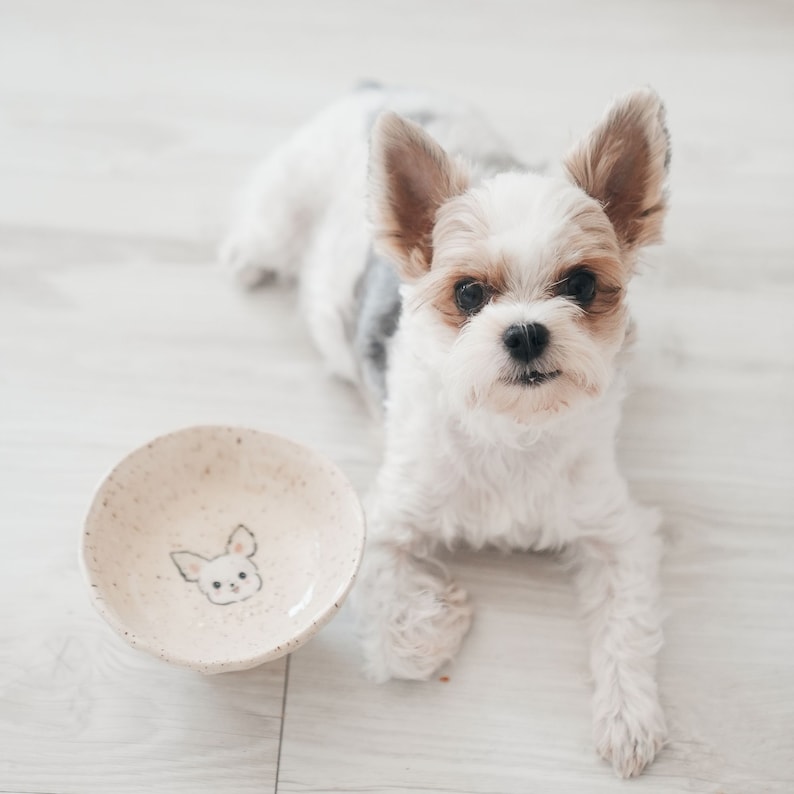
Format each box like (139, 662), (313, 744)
(79, 424), (366, 674)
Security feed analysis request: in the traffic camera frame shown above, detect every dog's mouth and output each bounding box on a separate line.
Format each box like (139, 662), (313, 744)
(511, 369), (561, 387)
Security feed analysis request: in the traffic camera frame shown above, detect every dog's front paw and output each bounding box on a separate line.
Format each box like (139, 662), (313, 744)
(594, 695), (667, 778)
(357, 576), (472, 683)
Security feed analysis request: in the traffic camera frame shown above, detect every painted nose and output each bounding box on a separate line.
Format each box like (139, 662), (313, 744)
(503, 323), (549, 363)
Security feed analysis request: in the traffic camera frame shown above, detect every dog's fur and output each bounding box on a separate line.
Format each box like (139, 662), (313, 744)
(222, 84), (670, 778)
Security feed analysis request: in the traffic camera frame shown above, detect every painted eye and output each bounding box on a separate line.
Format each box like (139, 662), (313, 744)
(239, 572), (247, 580)
(454, 279), (487, 314)
(212, 581), (222, 589)
(564, 269), (597, 304)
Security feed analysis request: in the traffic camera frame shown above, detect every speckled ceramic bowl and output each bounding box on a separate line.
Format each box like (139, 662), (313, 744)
(80, 426), (366, 674)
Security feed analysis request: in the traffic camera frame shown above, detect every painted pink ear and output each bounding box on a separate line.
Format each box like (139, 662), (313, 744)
(170, 551), (208, 582)
(227, 525), (257, 558)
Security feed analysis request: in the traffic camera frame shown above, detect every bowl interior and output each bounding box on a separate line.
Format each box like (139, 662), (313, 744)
(82, 426), (365, 673)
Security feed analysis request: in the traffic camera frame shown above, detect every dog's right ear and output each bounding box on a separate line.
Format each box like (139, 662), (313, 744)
(369, 112), (469, 281)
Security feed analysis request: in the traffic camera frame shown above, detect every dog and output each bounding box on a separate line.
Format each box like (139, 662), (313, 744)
(221, 84), (670, 778)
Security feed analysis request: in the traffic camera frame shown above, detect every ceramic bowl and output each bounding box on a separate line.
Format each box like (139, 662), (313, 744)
(80, 426), (366, 673)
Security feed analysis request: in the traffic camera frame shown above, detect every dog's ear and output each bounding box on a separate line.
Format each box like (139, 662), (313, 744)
(369, 112), (469, 281)
(564, 88), (671, 254)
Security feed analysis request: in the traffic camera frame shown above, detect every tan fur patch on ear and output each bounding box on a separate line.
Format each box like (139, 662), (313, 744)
(369, 112), (469, 281)
(564, 88), (671, 254)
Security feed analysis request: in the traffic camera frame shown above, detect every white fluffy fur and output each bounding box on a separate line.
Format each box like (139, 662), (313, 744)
(222, 85), (669, 778)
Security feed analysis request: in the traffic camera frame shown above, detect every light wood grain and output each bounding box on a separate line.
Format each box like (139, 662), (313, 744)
(1, 0), (793, 792)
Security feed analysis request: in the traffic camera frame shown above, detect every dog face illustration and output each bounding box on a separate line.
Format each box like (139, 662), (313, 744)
(171, 525), (263, 605)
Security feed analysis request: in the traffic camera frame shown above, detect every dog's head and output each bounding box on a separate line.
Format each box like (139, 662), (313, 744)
(369, 89), (670, 427)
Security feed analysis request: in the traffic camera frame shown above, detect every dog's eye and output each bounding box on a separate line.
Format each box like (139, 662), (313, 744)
(454, 279), (487, 314)
(564, 269), (597, 304)
(212, 581), (222, 589)
(239, 572), (247, 580)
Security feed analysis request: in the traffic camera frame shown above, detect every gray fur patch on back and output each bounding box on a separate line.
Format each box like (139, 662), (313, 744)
(476, 150), (529, 179)
(353, 249), (402, 406)
(404, 109), (440, 128)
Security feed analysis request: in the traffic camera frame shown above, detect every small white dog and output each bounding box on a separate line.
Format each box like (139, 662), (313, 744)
(222, 84), (670, 778)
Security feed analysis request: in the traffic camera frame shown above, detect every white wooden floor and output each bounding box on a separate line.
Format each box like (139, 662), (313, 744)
(2, 1), (793, 792)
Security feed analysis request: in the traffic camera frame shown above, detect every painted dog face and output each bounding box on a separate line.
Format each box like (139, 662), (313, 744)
(171, 525), (262, 605)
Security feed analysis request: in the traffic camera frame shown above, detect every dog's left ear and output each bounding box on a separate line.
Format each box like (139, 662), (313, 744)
(369, 112), (470, 281)
(564, 88), (671, 255)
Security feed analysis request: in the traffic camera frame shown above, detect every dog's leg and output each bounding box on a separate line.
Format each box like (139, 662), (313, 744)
(220, 95), (374, 288)
(220, 129), (327, 288)
(570, 493), (667, 778)
(352, 503), (472, 682)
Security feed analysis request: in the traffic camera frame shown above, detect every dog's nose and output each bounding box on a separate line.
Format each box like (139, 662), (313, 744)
(503, 323), (549, 363)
